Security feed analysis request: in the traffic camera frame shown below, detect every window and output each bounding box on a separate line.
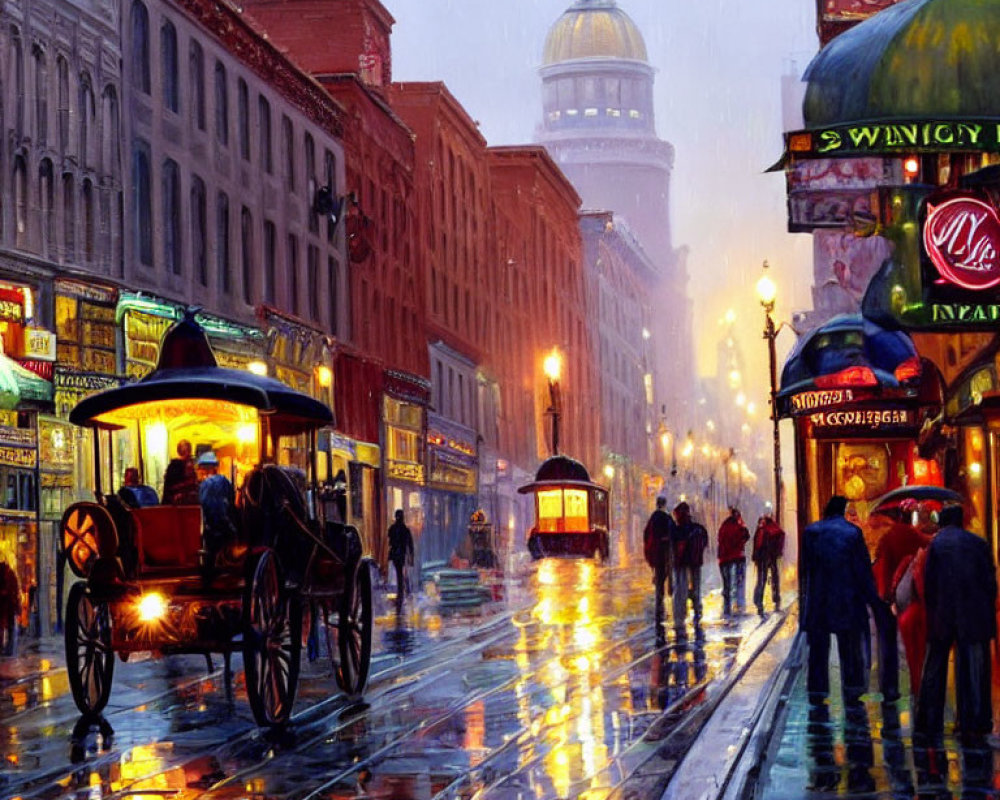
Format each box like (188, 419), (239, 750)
(63, 172), (75, 262)
(240, 206), (253, 304)
(33, 46), (47, 144)
(79, 76), (95, 169)
(39, 159), (54, 256)
(287, 234), (298, 315)
(282, 115), (294, 191)
(82, 179), (95, 263)
(324, 150), (337, 242)
(214, 61), (227, 145)
(328, 256), (339, 335)
(11, 30), (24, 135)
(13, 157), (27, 249)
(133, 142), (152, 266)
(102, 86), (120, 176)
(305, 133), (316, 233)
(191, 176), (206, 285)
(161, 21), (178, 112)
(162, 159), (181, 274)
(131, 1), (150, 94)
(189, 42), (205, 130)
(57, 56), (69, 154)
(217, 192), (230, 292)
(263, 220), (275, 303)
(258, 96), (272, 173)
(308, 244), (319, 320)
(237, 78), (249, 160)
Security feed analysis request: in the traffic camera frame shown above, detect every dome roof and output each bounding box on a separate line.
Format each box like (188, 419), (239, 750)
(543, 0), (648, 65)
(803, 0), (1000, 126)
(533, 454), (593, 483)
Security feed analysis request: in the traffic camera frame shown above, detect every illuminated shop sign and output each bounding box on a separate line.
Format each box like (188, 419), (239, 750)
(386, 460), (424, 484)
(786, 119), (1000, 159)
(0, 445), (37, 469)
(791, 389), (855, 412)
(810, 409), (913, 429)
(924, 197), (1000, 290)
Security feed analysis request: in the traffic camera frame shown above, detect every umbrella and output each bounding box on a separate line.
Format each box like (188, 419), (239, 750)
(869, 485), (963, 519)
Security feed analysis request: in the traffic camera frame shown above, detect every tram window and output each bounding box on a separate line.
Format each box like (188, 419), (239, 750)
(564, 489), (588, 531)
(537, 489), (563, 533)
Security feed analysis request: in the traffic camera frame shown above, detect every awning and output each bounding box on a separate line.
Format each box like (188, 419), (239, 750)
(0, 352), (53, 409)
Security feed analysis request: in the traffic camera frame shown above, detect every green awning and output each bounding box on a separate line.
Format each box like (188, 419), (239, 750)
(0, 354), (53, 409)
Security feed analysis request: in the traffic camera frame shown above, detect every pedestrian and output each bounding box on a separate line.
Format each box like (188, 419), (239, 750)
(894, 540), (929, 696)
(196, 451), (238, 566)
(388, 509), (414, 613)
(670, 501), (708, 638)
(871, 499), (930, 701)
(717, 506), (749, 617)
(802, 495), (879, 705)
(0, 559), (19, 656)
(915, 504), (996, 745)
(643, 496), (676, 642)
(163, 439), (199, 504)
(752, 509), (785, 616)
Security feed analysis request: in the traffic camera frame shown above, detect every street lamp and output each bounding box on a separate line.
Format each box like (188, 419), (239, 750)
(756, 260), (782, 527)
(543, 348), (562, 456)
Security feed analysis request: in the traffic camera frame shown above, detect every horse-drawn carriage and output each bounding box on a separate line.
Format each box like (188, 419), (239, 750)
(60, 312), (372, 727)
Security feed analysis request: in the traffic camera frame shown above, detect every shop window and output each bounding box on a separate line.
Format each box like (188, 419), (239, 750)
(2, 467), (36, 512)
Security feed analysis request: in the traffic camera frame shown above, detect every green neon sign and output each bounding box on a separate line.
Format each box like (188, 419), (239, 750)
(787, 119), (1000, 158)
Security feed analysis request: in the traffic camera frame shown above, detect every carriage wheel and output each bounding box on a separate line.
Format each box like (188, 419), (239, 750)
(243, 551), (302, 727)
(335, 561), (372, 696)
(61, 503), (117, 578)
(65, 581), (115, 716)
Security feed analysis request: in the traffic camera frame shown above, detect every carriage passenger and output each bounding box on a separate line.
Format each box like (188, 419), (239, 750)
(196, 451), (238, 564)
(163, 439), (199, 504)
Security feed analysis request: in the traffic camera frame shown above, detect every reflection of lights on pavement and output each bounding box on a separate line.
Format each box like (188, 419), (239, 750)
(576, 561), (594, 589)
(577, 596), (589, 615)
(573, 624), (598, 652)
(574, 654), (590, 672)
(538, 559), (556, 585)
(534, 598), (554, 625)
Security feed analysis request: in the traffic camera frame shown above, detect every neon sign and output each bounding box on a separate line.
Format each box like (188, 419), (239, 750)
(924, 197), (1000, 290)
(785, 119), (1000, 158)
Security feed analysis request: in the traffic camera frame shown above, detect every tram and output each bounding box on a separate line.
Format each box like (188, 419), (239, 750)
(518, 455), (610, 562)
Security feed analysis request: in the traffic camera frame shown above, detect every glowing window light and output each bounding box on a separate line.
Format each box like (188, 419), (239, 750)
(145, 421), (167, 455)
(247, 360), (268, 376)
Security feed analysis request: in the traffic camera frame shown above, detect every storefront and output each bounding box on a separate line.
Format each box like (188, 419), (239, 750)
(424, 413), (478, 564)
(778, 315), (942, 554)
(383, 369), (429, 570)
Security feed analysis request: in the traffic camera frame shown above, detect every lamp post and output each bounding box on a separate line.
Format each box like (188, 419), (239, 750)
(756, 260), (782, 527)
(543, 348), (562, 456)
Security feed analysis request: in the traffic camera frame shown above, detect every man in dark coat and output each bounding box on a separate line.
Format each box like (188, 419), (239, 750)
(915, 504), (997, 744)
(717, 506), (750, 617)
(388, 509), (414, 613)
(643, 496), (676, 641)
(803, 495), (879, 704)
(671, 502), (708, 638)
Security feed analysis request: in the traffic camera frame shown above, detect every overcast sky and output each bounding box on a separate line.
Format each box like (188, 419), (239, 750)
(389, 0), (819, 392)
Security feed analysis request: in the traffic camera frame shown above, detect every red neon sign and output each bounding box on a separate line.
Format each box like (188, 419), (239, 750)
(924, 196), (1000, 290)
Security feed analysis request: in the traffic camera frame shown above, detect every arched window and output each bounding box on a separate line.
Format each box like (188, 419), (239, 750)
(11, 29), (24, 136)
(162, 159), (181, 274)
(79, 74), (95, 169)
(240, 206), (253, 304)
(217, 192), (230, 293)
(39, 159), (54, 257)
(13, 156), (27, 249)
(287, 234), (298, 315)
(324, 149), (337, 243)
(305, 133), (316, 233)
(191, 175), (206, 285)
(63, 172), (75, 262)
(258, 96), (272, 172)
(102, 86), (120, 176)
(131, 1), (150, 94)
(57, 55), (69, 154)
(189, 41), (205, 130)
(161, 21), (178, 112)
(132, 142), (152, 266)
(82, 179), (95, 263)
(214, 61), (228, 145)
(262, 220), (275, 303)
(33, 46), (47, 144)
(308, 244), (319, 321)
(237, 78), (249, 160)
(282, 115), (294, 191)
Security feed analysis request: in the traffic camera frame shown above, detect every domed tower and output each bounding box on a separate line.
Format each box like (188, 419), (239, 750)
(538, 0), (675, 260)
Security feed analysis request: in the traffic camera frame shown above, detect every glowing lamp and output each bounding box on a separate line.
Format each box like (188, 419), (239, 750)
(903, 156), (920, 177)
(814, 366), (878, 388)
(247, 360), (268, 376)
(543, 349), (562, 383)
(603, 464), (615, 480)
(893, 356), (921, 384)
(237, 423), (258, 444)
(756, 274), (777, 308)
(315, 365), (333, 388)
(137, 592), (168, 622)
